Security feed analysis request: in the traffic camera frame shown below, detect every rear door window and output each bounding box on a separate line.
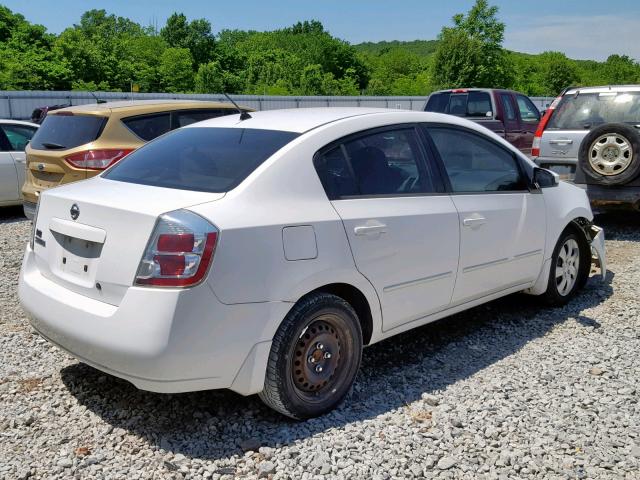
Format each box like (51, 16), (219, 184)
(549, 91), (640, 130)
(122, 113), (171, 141)
(314, 127), (436, 199)
(29, 114), (106, 150)
(0, 124), (37, 151)
(103, 127), (299, 193)
(500, 94), (517, 121)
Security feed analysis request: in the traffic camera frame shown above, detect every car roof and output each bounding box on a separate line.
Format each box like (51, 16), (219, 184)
(50, 99), (245, 116)
(187, 107), (418, 133)
(564, 85), (640, 95)
(0, 119), (39, 128)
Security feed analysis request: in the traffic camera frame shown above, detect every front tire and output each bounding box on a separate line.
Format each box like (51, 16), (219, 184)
(259, 292), (363, 419)
(541, 229), (590, 306)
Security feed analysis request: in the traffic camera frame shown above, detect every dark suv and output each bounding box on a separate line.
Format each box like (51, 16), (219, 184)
(533, 86), (640, 210)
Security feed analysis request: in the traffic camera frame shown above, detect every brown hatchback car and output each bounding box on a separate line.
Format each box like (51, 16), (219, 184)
(22, 100), (249, 219)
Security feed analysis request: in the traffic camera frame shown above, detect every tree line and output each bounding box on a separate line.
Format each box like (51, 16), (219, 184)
(1, 1), (638, 97)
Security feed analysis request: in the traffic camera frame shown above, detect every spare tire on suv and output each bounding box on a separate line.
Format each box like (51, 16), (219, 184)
(578, 123), (640, 185)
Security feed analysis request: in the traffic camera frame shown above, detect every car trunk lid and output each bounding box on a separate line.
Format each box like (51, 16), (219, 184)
(32, 177), (224, 306)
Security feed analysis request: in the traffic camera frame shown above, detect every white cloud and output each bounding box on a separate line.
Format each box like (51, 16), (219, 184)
(504, 15), (640, 61)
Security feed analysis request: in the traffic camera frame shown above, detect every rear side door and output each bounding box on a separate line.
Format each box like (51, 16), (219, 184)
(314, 125), (460, 332)
(499, 92), (522, 149)
(515, 94), (541, 156)
(424, 124), (546, 304)
(0, 128), (19, 202)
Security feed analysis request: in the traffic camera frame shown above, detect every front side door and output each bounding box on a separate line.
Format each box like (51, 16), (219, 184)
(425, 125), (546, 304)
(314, 126), (460, 331)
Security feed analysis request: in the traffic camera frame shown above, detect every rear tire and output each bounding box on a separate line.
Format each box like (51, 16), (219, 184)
(259, 292), (363, 420)
(541, 229), (590, 306)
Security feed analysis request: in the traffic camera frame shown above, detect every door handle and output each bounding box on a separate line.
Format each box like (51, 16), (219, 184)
(463, 217), (487, 228)
(354, 224), (387, 236)
(549, 139), (573, 145)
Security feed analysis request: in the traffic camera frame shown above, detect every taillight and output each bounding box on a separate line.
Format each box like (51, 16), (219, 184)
(135, 210), (218, 288)
(65, 149), (133, 170)
(532, 96), (562, 157)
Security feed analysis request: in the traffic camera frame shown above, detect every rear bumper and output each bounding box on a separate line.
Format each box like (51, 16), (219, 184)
(19, 245), (291, 395)
(23, 201), (36, 220)
(589, 226), (607, 280)
(575, 184), (640, 209)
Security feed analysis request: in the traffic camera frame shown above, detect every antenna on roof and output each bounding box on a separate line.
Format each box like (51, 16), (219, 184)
(89, 91), (107, 104)
(223, 93), (252, 121)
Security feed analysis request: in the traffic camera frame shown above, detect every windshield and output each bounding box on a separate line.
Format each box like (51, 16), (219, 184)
(29, 114), (106, 150)
(103, 127), (299, 193)
(548, 91), (640, 130)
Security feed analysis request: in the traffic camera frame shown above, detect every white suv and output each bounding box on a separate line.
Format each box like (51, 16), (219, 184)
(533, 85), (640, 210)
(19, 108), (605, 419)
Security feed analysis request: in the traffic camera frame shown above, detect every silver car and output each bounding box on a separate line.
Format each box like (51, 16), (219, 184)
(533, 86), (640, 210)
(0, 120), (39, 208)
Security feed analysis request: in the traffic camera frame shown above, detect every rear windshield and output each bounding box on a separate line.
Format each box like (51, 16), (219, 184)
(548, 91), (640, 130)
(425, 91), (493, 117)
(29, 114), (106, 150)
(103, 127), (299, 193)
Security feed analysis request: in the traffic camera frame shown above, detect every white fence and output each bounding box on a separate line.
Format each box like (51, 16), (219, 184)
(0, 91), (555, 120)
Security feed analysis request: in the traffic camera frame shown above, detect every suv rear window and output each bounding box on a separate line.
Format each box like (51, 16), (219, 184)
(425, 91), (493, 117)
(548, 91), (640, 130)
(29, 114), (106, 150)
(103, 127), (299, 193)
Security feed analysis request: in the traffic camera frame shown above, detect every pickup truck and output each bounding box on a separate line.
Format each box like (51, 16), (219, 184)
(424, 88), (542, 156)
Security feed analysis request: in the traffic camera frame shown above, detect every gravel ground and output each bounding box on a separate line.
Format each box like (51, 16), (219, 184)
(1, 205), (639, 480)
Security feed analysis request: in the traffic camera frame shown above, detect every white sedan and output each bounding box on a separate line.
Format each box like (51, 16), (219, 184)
(19, 108), (605, 419)
(0, 120), (38, 207)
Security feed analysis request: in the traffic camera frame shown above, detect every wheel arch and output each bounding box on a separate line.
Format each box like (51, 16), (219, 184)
(306, 283), (375, 346)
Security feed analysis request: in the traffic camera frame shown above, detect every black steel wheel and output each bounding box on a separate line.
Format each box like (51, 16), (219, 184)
(259, 292), (363, 419)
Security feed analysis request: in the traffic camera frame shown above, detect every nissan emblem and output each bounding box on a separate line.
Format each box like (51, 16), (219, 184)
(70, 204), (80, 220)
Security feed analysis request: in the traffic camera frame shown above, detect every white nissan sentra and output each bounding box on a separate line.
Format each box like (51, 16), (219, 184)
(19, 108), (606, 419)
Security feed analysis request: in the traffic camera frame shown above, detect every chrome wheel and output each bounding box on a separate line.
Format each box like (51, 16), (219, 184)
(589, 133), (633, 176)
(555, 238), (580, 296)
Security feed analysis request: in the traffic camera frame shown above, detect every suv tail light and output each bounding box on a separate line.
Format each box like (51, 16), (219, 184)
(65, 149), (133, 170)
(135, 210), (218, 288)
(532, 96), (563, 157)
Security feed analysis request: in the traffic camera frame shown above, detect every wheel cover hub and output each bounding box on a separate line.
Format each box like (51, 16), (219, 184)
(555, 238), (580, 296)
(292, 317), (342, 393)
(589, 133), (633, 176)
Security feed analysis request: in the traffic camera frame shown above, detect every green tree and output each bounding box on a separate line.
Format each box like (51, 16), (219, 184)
(194, 61), (224, 93)
(159, 47), (194, 92)
(161, 13), (215, 67)
(537, 51), (579, 96)
(601, 55), (639, 84)
(431, 0), (513, 89)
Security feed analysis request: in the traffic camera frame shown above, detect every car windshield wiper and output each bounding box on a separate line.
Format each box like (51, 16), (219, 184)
(41, 142), (66, 149)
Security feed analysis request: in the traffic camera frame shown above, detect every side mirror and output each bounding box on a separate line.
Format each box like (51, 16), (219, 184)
(485, 111), (493, 118)
(533, 167), (559, 188)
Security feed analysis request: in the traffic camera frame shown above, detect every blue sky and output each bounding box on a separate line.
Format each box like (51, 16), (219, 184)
(4, 0), (640, 61)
